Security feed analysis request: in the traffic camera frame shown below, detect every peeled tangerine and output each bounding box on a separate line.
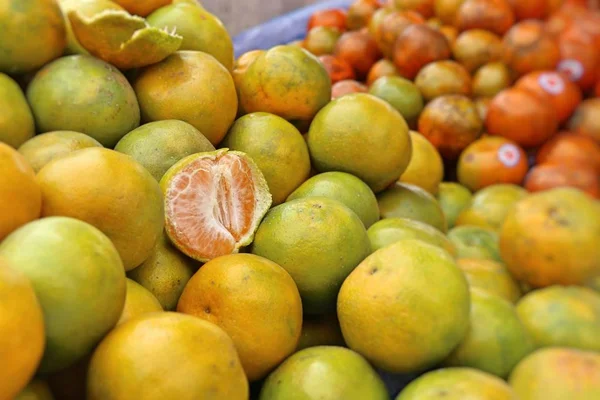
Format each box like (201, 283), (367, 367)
(161, 149), (272, 263)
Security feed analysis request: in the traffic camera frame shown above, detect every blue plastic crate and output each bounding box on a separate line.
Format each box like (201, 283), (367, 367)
(233, 0), (353, 58)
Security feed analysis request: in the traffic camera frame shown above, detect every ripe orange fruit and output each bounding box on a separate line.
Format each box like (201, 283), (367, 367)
(457, 259), (522, 303)
(486, 87), (558, 148)
(434, 0), (467, 24)
(393, 24), (451, 80)
(338, 239), (470, 373)
(439, 24), (459, 44)
(393, 0), (436, 18)
(111, 0), (170, 16)
(376, 10), (425, 58)
(458, 136), (529, 192)
(452, 29), (503, 73)
(117, 279), (163, 326)
(515, 71), (582, 124)
(251, 197), (371, 315)
(368, 7), (395, 38)
(160, 149), (272, 262)
(455, 0), (515, 36)
(307, 8), (348, 31)
(178, 254), (303, 381)
(524, 162), (600, 199)
(503, 20), (561, 78)
(500, 187), (600, 288)
(332, 79), (369, 98)
(506, 0), (549, 20)
(0, 143), (42, 241)
(308, 93), (412, 193)
(472, 62), (512, 98)
(0, 259), (45, 400)
(418, 94), (483, 160)
(516, 286), (600, 352)
(318, 55), (356, 84)
(509, 348), (600, 400)
(398, 368), (518, 399)
(347, 0), (380, 30)
(87, 313), (248, 400)
(367, 59), (400, 86)
(335, 30), (382, 79)
(568, 98), (600, 143)
(537, 132), (600, 174)
(415, 60), (471, 101)
(304, 26), (342, 56)
(557, 29), (600, 91)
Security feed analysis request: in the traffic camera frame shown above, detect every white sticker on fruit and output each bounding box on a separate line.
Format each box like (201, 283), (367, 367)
(538, 72), (565, 95)
(497, 144), (521, 168)
(557, 59), (584, 82)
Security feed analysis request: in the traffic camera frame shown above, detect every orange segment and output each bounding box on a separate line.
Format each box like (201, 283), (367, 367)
(162, 149), (271, 262)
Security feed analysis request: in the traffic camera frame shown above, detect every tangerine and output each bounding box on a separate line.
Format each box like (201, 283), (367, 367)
(524, 162), (600, 199)
(536, 132), (600, 174)
(318, 55), (356, 84)
(369, 76), (424, 124)
(436, 182), (473, 229)
(506, 0), (550, 20)
(568, 98), (600, 143)
(472, 62), (512, 98)
(455, 0), (515, 36)
(399, 131), (445, 194)
(393, 0), (436, 18)
(335, 30), (382, 79)
(457, 259), (522, 303)
(434, 0), (466, 24)
(557, 29), (599, 91)
(452, 29), (503, 73)
(414, 60), (472, 101)
(367, 59), (400, 86)
(393, 24), (451, 80)
(347, 0), (380, 30)
(376, 10), (424, 58)
(331, 80), (369, 98)
(304, 26), (342, 56)
(307, 8), (348, 31)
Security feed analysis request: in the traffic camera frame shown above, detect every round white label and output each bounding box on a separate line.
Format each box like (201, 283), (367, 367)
(538, 72), (565, 95)
(497, 144), (521, 168)
(557, 59), (584, 82)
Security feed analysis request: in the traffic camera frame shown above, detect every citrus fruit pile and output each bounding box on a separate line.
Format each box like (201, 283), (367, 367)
(1, 0), (600, 399)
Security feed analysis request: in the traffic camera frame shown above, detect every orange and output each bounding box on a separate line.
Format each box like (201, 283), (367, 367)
(222, 112), (311, 205)
(135, 51), (237, 146)
(378, 182), (449, 232)
(440, 24), (459, 44)
(160, 149), (272, 262)
(117, 279), (163, 326)
(0, 72), (35, 148)
(458, 136), (529, 192)
(368, 76), (424, 124)
(444, 289), (534, 378)
(308, 8), (348, 31)
(475, 97), (491, 121)
(393, 0), (436, 18)
(502, 20), (561, 78)
(452, 29), (503, 73)
(87, 313), (248, 400)
(393, 24), (451, 80)
(0, 259), (45, 400)
(297, 315), (345, 351)
(335, 30), (382, 79)
(367, 217), (456, 254)
(37, 147), (164, 271)
(338, 239), (470, 373)
(414, 60), (472, 101)
(0, 217), (126, 374)
(399, 131), (444, 195)
(287, 171), (380, 228)
(18, 131), (102, 173)
(367, 59), (400, 86)
(304, 26), (342, 56)
(251, 197), (371, 315)
(506, 0), (550, 20)
(127, 232), (198, 311)
(569, 98), (600, 143)
(516, 286), (600, 352)
(260, 346), (389, 400)
(0, 143), (41, 241)
(509, 348), (600, 400)
(472, 62), (512, 98)
(436, 182), (473, 229)
(376, 10), (425, 58)
(524, 162), (600, 199)
(536, 132), (600, 174)
(347, 0), (380, 30)
(457, 259), (522, 303)
(331, 79), (369, 98)
(434, 0), (467, 24)
(448, 226), (503, 262)
(418, 94), (483, 160)
(397, 368), (518, 400)
(318, 55), (356, 84)
(557, 29), (599, 91)
(369, 7), (395, 38)
(455, 0), (515, 36)
(307, 93), (412, 193)
(178, 254), (302, 381)
(111, 0), (170, 16)
(456, 184), (528, 231)
(486, 87), (558, 148)
(0, 0), (66, 74)
(515, 71), (582, 124)
(499, 188), (600, 288)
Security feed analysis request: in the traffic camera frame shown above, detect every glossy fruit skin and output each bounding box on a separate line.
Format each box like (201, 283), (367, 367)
(503, 21), (561, 78)
(452, 29), (503, 73)
(486, 88), (558, 148)
(536, 132), (600, 174)
(457, 259), (522, 303)
(436, 182), (473, 229)
(367, 59), (400, 86)
(557, 29), (600, 91)
(455, 0), (515, 36)
(472, 62), (512, 98)
(376, 10), (425, 59)
(393, 24), (451, 80)
(346, 0), (380, 31)
(524, 162), (600, 199)
(393, 0), (436, 18)
(307, 8), (348, 31)
(399, 131), (445, 195)
(319, 55), (356, 84)
(331, 80), (369, 98)
(569, 98), (600, 143)
(369, 76), (424, 124)
(304, 26), (342, 56)
(335, 30), (382, 79)
(0, 73), (35, 148)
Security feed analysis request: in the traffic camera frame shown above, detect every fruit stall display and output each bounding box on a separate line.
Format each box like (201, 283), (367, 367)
(1, 0), (600, 399)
